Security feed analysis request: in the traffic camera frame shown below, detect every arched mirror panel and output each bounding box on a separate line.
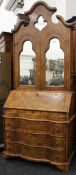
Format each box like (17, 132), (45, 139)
(19, 41), (36, 86)
(45, 38), (64, 86)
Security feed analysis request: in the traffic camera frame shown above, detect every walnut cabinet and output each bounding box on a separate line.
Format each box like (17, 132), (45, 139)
(3, 1), (76, 171)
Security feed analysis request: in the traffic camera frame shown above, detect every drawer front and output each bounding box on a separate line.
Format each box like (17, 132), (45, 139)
(5, 142), (49, 160)
(5, 131), (65, 149)
(5, 142), (66, 162)
(4, 109), (67, 123)
(4, 110), (49, 120)
(4, 118), (48, 133)
(20, 144), (48, 160)
(5, 131), (48, 147)
(4, 117), (65, 137)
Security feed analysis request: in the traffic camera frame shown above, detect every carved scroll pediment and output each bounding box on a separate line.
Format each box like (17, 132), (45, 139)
(12, 13), (30, 33)
(12, 1), (76, 33)
(25, 1), (76, 28)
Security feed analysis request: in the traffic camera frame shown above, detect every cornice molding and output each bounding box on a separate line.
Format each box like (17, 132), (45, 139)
(12, 13), (30, 33)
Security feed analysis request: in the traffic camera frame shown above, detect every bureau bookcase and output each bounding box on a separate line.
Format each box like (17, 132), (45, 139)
(3, 1), (76, 171)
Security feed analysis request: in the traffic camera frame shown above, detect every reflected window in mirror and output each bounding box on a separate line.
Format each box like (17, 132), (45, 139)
(45, 38), (64, 86)
(19, 41), (36, 85)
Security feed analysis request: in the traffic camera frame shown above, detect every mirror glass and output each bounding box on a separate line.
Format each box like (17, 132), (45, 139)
(19, 41), (36, 85)
(45, 38), (64, 86)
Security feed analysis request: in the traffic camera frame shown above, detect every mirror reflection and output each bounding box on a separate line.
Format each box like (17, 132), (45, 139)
(45, 38), (64, 86)
(19, 41), (36, 85)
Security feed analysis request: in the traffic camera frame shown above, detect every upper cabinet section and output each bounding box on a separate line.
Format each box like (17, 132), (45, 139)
(13, 1), (76, 91)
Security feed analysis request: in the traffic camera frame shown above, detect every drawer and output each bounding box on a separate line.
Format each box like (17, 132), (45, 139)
(5, 142), (66, 163)
(5, 131), (49, 146)
(4, 118), (48, 133)
(5, 131), (65, 150)
(20, 133), (65, 149)
(19, 144), (48, 160)
(20, 133), (48, 147)
(20, 120), (48, 133)
(5, 131), (48, 146)
(4, 110), (48, 120)
(5, 142), (48, 160)
(4, 117), (65, 136)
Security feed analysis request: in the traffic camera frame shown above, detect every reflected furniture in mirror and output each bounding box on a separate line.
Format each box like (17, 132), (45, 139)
(45, 38), (64, 86)
(3, 2), (76, 171)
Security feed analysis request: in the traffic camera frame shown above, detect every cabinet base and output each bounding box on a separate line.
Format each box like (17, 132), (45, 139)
(3, 151), (75, 172)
